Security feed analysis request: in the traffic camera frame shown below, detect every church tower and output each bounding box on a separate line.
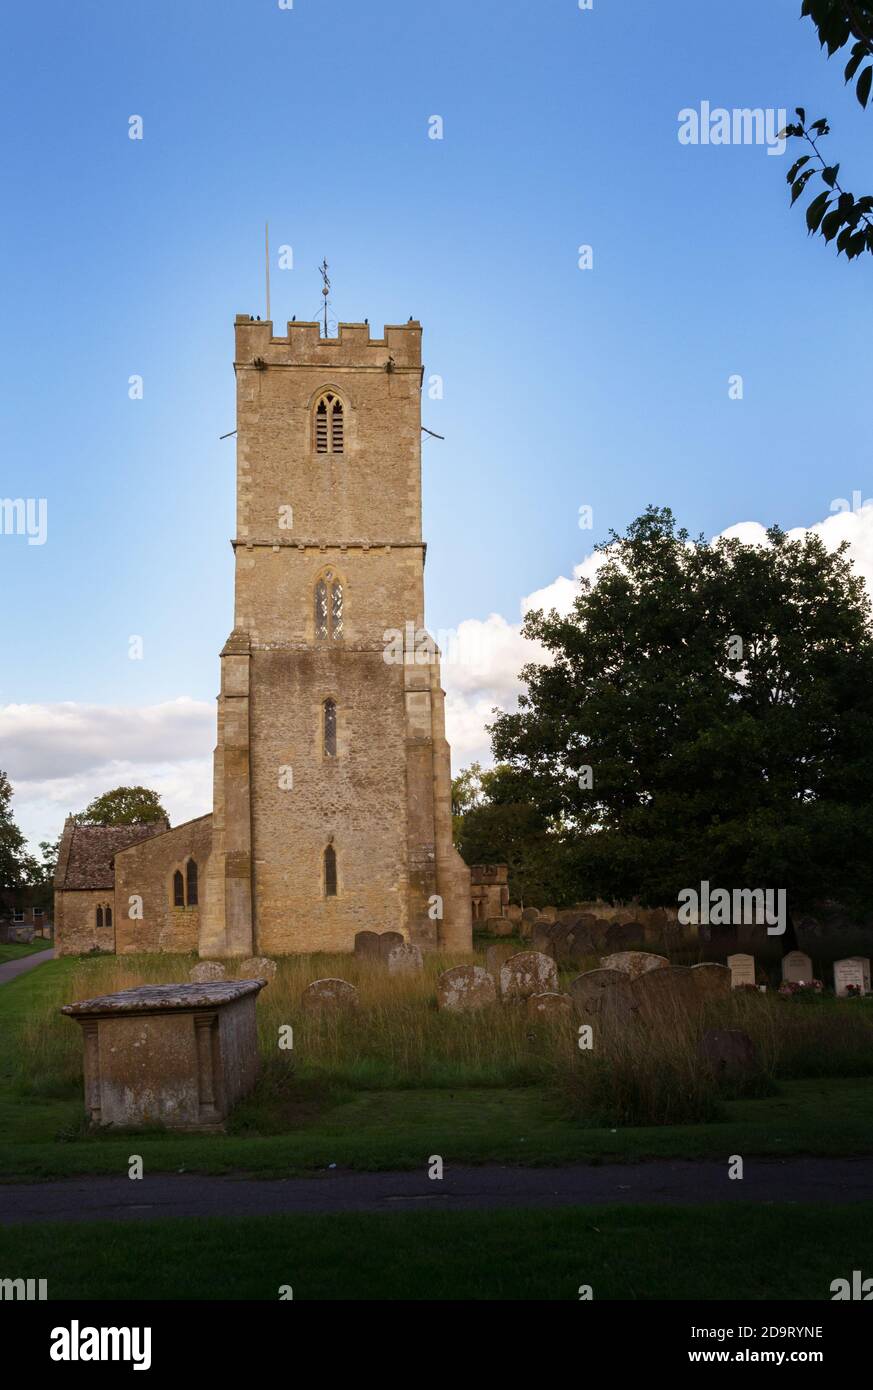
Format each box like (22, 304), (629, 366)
(200, 315), (472, 957)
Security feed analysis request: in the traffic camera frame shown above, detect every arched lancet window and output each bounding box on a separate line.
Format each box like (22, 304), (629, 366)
(96, 905), (103, 929)
(173, 870), (185, 908)
(324, 843), (337, 897)
(323, 698), (337, 757)
(105, 905), (113, 928)
(314, 392), (344, 454)
(186, 860), (198, 907)
(315, 570), (344, 641)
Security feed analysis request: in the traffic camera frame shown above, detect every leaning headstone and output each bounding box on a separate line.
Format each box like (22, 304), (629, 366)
(189, 960), (226, 983)
(569, 968), (636, 1022)
(834, 957), (870, 998)
(690, 962), (731, 998)
(354, 930), (381, 959)
(61, 981), (265, 1131)
(600, 951), (669, 979)
(603, 921), (641, 951)
(386, 942), (423, 975)
(499, 951), (559, 1002)
(781, 951), (814, 984)
(532, 924), (556, 957)
(527, 991), (574, 1018)
(727, 953), (756, 989)
(437, 965), (497, 1012)
(300, 978), (359, 1011)
(699, 1029), (758, 1082)
(239, 956), (278, 980)
(485, 943), (517, 981)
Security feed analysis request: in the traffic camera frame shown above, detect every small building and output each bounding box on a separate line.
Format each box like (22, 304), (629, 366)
(470, 864), (509, 925)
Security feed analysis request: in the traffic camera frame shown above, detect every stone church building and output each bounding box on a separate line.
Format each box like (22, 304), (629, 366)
(55, 316), (472, 957)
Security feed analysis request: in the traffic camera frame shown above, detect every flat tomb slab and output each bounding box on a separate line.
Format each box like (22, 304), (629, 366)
(61, 980), (267, 1132)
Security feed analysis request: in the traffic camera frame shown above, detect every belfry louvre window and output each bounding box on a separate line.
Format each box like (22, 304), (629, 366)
(315, 571), (344, 640)
(324, 844), (337, 897)
(315, 393), (344, 454)
(323, 698), (337, 757)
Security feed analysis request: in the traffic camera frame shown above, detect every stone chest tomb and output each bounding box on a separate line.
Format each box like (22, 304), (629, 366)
(61, 980), (266, 1132)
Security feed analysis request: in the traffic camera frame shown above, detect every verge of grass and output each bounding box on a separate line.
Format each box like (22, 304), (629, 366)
(2, 1202), (872, 1300)
(0, 940), (53, 964)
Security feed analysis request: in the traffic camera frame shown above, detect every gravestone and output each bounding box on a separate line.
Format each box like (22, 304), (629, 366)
(483, 916), (514, 938)
(386, 942), (423, 975)
(506, 904), (523, 924)
(603, 921), (640, 952)
(189, 960), (226, 983)
(354, 930), (381, 959)
(600, 951), (669, 979)
(378, 931), (405, 958)
(569, 968), (636, 1022)
(781, 951), (814, 984)
(690, 962), (731, 998)
(485, 943), (517, 981)
(436, 965), (496, 1012)
(499, 951), (559, 1002)
(61, 980), (266, 1131)
(699, 1029), (758, 1082)
(300, 978), (359, 1011)
(539, 906), (558, 923)
(727, 953), (756, 989)
(527, 991), (574, 1017)
(239, 956), (278, 980)
(521, 907), (540, 924)
(632, 965), (696, 1018)
(833, 957), (870, 997)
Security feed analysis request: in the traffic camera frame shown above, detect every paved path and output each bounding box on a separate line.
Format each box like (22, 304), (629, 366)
(2, 1156), (872, 1224)
(0, 947), (54, 985)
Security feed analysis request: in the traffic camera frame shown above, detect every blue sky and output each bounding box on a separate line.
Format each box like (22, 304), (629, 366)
(1, 0), (871, 845)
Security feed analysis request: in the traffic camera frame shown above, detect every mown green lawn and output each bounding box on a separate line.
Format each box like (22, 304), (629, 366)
(2, 1202), (871, 1300)
(0, 940), (53, 964)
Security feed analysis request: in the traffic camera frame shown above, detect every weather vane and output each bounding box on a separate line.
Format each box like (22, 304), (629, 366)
(319, 258), (331, 336)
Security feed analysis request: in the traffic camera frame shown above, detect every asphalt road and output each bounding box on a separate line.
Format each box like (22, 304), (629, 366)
(1, 1156), (872, 1224)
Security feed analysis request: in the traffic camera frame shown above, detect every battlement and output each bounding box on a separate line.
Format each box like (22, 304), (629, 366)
(234, 316), (422, 371)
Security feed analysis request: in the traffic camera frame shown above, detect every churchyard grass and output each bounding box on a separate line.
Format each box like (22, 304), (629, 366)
(0, 940), (53, 964)
(2, 1202), (872, 1300)
(1, 953), (873, 1179)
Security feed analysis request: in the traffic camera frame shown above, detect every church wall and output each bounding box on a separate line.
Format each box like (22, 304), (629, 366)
(54, 890), (115, 956)
(114, 817), (212, 955)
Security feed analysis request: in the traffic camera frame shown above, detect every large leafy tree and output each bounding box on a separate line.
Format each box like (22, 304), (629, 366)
(783, 2), (873, 258)
(0, 770), (38, 891)
(75, 786), (168, 827)
(490, 507), (873, 913)
(453, 763), (572, 907)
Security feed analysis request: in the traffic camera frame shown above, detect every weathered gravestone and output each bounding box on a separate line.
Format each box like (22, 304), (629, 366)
(483, 916), (514, 938)
(499, 951), (559, 1002)
(61, 980), (266, 1132)
(781, 951), (814, 984)
(387, 942), (423, 975)
(690, 962), (731, 998)
(378, 931), (405, 958)
(527, 991), (574, 1018)
(727, 953), (756, 989)
(189, 960), (226, 983)
(539, 906), (558, 923)
(699, 1028), (758, 1083)
(300, 978), (360, 1011)
(833, 957), (870, 997)
(506, 904), (523, 924)
(437, 964), (497, 1012)
(484, 943), (517, 982)
(354, 930), (381, 959)
(239, 956), (278, 980)
(569, 968), (636, 1023)
(632, 964), (697, 1019)
(600, 951), (669, 979)
(603, 921), (641, 952)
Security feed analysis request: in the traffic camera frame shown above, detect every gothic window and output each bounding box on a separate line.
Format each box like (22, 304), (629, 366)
(173, 870), (185, 908)
(324, 843), (337, 897)
(315, 571), (344, 641)
(314, 392), (344, 454)
(105, 905), (113, 928)
(186, 860), (198, 907)
(96, 905), (103, 929)
(323, 698), (337, 758)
